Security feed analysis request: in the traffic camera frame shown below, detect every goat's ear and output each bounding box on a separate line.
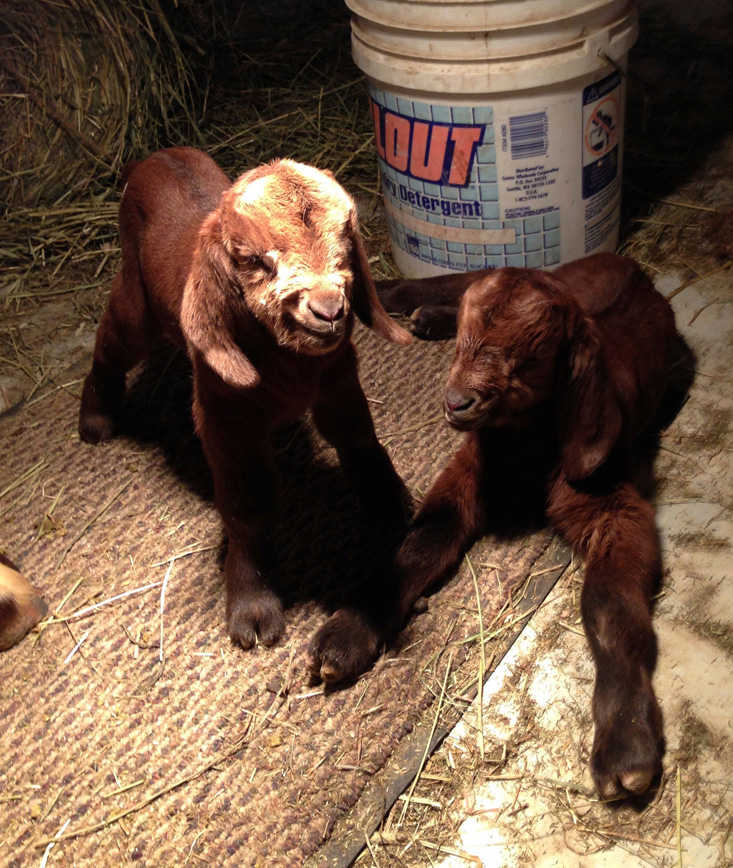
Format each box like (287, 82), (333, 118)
(559, 308), (622, 481)
(181, 213), (260, 389)
(348, 210), (412, 345)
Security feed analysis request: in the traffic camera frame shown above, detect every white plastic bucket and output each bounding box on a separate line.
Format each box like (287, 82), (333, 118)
(346, 0), (639, 277)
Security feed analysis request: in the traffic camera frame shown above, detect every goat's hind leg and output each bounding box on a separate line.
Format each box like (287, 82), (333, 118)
(409, 304), (460, 340)
(376, 270), (483, 314)
(376, 270), (488, 340)
(79, 269), (152, 443)
(549, 478), (664, 799)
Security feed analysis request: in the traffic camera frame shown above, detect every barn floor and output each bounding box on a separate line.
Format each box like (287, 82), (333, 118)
(1, 1), (731, 866)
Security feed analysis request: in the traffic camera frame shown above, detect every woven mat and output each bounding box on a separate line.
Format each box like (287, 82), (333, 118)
(0, 324), (566, 867)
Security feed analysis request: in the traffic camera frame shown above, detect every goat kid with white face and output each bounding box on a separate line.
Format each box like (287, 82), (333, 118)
(79, 148), (411, 684)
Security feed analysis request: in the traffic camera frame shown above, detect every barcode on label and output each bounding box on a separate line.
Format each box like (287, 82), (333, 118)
(509, 111), (548, 160)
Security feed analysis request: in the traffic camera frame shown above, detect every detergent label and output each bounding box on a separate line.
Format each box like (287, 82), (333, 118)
(370, 98), (483, 187)
(369, 74), (623, 275)
(368, 89), (529, 274)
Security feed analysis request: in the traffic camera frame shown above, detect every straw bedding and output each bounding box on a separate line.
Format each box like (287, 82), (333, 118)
(0, 323), (565, 866)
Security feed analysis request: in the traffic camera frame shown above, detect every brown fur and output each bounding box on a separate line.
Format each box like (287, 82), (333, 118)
(356, 254), (693, 798)
(79, 147), (411, 679)
(0, 554), (47, 650)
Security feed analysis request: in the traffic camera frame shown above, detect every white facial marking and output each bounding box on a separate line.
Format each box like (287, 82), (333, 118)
(233, 175), (272, 212)
(284, 160), (353, 213)
(269, 259), (302, 300)
(262, 250), (279, 272)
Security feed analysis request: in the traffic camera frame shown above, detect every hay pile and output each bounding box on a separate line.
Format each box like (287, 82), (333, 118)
(0, 0), (204, 207)
(0, 0), (216, 315)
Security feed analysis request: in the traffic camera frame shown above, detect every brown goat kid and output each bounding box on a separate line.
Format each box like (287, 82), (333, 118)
(373, 253), (692, 799)
(79, 147), (411, 682)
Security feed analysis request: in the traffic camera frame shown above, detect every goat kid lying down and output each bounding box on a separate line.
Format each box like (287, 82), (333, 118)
(79, 147), (412, 683)
(363, 253), (691, 798)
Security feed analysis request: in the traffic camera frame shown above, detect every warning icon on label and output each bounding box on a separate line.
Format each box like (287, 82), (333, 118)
(582, 71), (622, 201)
(584, 96), (618, 158)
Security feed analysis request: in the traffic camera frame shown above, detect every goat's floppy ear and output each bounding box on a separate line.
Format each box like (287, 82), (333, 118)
(559, 307), (622, 481)
(180, 212), (260, 389)
(348, 210), (412, 345)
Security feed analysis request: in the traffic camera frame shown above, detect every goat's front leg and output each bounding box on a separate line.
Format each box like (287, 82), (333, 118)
(548, 477), (664, 799)
(307, 345), (411, 684)
(312, 344), (410, 546)
(196, 401), (285, 649)
(393, 432), (486, 625)
(309, 429), (486, 683)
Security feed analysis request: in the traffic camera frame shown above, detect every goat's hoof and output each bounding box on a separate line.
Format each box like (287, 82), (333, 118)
(79, 411), (116, 444)
(227, 589), (285, 649)
(409, 307), (437, 340)
(413, 596), (429, 614)
(307, 609), (381, 686)
(409, 306), (458, 341)
(591, 686), (663, 799)
(594, 758), (659, 800)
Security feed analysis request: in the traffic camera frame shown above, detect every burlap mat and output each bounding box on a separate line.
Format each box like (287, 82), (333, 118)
(0, 324), (566, 866)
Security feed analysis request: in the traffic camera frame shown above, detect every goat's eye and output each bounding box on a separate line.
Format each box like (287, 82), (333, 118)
(513, 355), (546, 380)
(240, 251), (278, 274)
(477, 345), (501, 362)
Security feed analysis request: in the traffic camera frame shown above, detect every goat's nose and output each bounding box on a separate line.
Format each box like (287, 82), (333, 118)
(307, 292), (345, 323)
(444, 387), (478, 415)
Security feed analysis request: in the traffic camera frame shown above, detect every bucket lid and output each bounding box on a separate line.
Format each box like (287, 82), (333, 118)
(345, 0), (632, 33)
(350, 4), (638, 93)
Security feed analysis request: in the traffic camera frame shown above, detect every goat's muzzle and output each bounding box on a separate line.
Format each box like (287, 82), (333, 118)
(444, 386), (491, 429)
(307, 290), (345, 327)
(295, 287), (348, 340)
(287, 286), (350, 352)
